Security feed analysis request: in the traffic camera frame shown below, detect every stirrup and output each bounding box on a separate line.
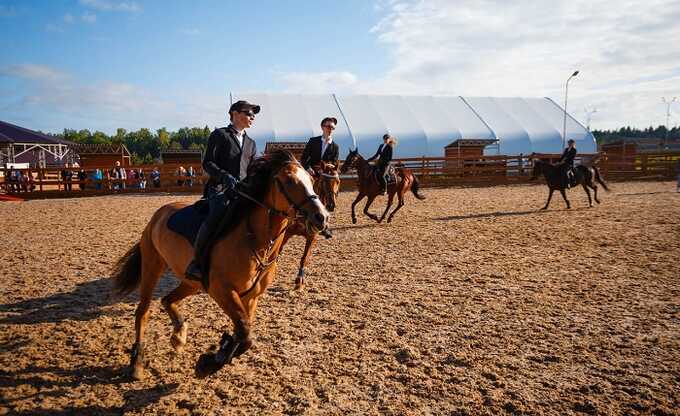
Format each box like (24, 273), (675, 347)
(320, 229), (333, 239)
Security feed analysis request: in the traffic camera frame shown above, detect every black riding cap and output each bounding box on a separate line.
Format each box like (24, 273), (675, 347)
(229, 100), (261, 115)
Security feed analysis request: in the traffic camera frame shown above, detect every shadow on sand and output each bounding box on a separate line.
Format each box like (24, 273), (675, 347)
(0, 272), (179, 326)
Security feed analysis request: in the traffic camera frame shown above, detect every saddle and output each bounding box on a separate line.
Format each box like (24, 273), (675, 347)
(372, 164), (398, 185)
(167, 199), (210, 244)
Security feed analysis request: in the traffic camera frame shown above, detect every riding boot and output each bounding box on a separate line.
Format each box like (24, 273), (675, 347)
(379, 174), (387, 195)
(185, 191), (230, 282)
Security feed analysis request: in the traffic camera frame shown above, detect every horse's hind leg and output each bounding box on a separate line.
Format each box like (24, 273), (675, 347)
(379, 192), (395, 223)
(387, 192), (405, 223)
(131, 237), (165, 380)
(591, 182), (600, 204)
(162, 281), (198, 353)
(582, 183), (593, 207)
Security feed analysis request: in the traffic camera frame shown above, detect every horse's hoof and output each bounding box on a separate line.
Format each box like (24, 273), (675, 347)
(294, 276), (304, 290)
(171, 323), (188, 352)
(131, 364), (145, 381)
(195, 352), (224, 379)
(352, 218), (357, 224)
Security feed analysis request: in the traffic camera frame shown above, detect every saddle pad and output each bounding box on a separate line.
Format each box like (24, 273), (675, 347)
(167, 200), (209, 244)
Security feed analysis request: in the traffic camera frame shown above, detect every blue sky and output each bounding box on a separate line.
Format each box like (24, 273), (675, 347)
(2, 0), (680, 133)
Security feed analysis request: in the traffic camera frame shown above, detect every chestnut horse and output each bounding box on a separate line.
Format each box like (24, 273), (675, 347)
(530, 157), (610, 209)
(340, 149), (425, 224)
(111, 151), (329, 380)
(281, 161), (340, 289)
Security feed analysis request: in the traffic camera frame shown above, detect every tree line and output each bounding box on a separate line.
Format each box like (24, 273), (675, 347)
(45, 124), (680, 165)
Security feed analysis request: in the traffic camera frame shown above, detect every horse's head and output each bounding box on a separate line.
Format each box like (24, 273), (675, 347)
(248, 151), (329, 233)
(315, 161), (340, 212)
(340, 148), (360, 174)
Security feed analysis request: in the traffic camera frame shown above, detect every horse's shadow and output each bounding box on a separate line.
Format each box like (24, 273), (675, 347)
(434, 209), (545, 221)
(0, 272), (179, 326)
(1, 363), (178, 415)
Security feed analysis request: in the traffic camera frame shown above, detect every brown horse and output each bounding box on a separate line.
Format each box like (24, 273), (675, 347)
(530, 157), (610, 209)
(281, 161), (340, 289)
(110, 151), (329, 380)
(340, 149), (425, 224)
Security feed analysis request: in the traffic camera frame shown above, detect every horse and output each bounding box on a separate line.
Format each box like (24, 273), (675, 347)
(340, 149), (425, 224)
(281, 161), (340, 289)
(529, 156), (610, 210)
(110, 150), (329, 380)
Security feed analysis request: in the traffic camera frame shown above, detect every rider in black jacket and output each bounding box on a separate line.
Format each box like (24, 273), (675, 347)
(367, 134), (395, 195)
(185, 100), (259, 281)
(559, 139), (577, 188)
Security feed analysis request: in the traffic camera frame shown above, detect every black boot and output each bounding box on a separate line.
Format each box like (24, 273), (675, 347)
(320, 228), (333, 239)
(185, 220), (211, 281)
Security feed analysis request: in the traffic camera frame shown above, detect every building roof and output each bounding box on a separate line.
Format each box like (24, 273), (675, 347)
(231, 93), (596, 157)
(446, 139), (499, 148)
(0, 120), (74, 145)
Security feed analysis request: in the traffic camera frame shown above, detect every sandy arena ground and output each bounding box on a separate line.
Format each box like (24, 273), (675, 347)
(0, 181), (678, 415)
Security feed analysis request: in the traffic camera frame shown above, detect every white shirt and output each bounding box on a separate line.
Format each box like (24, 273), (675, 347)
(230, 125), (245, 148)
(321, 136), (333, 159)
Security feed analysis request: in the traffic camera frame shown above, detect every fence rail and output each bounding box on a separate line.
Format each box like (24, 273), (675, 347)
(2, 151), (679, 199)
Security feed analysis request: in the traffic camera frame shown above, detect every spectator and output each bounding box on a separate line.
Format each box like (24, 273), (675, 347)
(20, 172), (34, 192)
(151, 167), (161, 188)
(186, 166), (194, 187)
(176, 166), (186, 186)
(138, 169), (146, 189)
(77, 169), (87, 190)
(61, 163), (73, 191)
(676, 160), (680, 193)
(113, 161), (127, 190)
(6, 165), (17, 192)
(92, 169), (103, 190)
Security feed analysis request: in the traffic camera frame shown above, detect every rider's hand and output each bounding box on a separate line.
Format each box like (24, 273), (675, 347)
(221, 172), (238, 190)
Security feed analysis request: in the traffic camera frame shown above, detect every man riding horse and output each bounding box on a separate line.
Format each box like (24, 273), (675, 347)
(185, 100), (260, 281)
(559, 139), (577, 188)
(300, 117), (340, 238)
(367, 134), (395, 195)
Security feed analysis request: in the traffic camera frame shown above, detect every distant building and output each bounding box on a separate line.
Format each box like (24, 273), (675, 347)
(0, 120), (75, 167)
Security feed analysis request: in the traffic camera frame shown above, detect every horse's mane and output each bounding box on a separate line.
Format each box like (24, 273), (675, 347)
(225, 150), (297, 231)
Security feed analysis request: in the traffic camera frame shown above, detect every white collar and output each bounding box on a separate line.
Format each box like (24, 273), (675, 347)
(322, 135), (333, 144)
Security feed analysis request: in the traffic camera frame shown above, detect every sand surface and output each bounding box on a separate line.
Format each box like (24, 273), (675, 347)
(1, 181), (678, 415)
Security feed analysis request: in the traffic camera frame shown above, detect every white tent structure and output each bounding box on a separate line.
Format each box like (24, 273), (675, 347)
(231, 93), (596, 158)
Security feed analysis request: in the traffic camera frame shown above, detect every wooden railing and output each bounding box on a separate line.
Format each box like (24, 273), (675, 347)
(2, 152), (678, 199)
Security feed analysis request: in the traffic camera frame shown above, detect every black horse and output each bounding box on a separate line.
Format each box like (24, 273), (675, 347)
(530, 158), (609, 209)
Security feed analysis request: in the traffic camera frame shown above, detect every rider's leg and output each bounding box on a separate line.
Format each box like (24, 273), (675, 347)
(186, 192), (228, 281)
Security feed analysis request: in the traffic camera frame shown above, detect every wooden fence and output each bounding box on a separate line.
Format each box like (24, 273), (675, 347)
(2, 151), (679, 199)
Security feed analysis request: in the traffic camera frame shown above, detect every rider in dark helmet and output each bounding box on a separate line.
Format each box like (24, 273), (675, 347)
(185, 100), (259, 282)
(559, 139), (577, 188)
(367, 134), (395, 195)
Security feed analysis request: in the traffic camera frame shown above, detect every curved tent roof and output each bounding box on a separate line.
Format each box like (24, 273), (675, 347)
(231, 93), (595, 157)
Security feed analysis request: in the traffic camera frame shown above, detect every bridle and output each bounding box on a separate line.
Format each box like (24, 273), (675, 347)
(236, 162), (322, 297)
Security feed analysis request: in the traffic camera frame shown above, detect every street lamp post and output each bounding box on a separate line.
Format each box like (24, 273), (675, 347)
(662, 97), (677, 149)
(562, 70), (579, 149)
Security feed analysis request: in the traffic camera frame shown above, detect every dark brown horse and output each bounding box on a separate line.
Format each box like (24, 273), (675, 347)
(110, 151), (328, 380)
(340, 149), (425, 224)
(530, 157), (609, 209)
(281, 161), (340, 289)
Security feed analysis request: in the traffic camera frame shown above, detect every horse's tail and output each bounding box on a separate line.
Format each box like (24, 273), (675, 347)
(593, 166), (610, 192)
(111, 242), (142, 297)
(409, 173), (426, 200)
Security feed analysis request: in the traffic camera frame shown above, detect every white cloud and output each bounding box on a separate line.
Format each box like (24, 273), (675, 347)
(180, 28), (200, 36)
(280, 0), (680, 129)
(81, 12), (97, 23)
(0, 64), (68, 82)
(63, 13), (75, 23)
(79, 0), (141, 13)
(278, 71), (358, 93)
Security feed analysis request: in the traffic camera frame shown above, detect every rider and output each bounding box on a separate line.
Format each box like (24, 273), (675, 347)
(300, 117), (340, 174)
(367, 134), (395, 195)
(300, 117), (339, 238)
(185, 100), (260, 281)
(559, 139), (577, 188)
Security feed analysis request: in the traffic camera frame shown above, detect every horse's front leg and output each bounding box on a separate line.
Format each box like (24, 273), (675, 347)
(542, 189), (554, 210)
(295, 234), (317, 290)
(351, 193), (365, 224)
(363, 195), (379, 222)
(196, 288), (253, 378)
(581, 183), (592, 207)
(560, 189), (571, 209)
(387, 193), (405, 223)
